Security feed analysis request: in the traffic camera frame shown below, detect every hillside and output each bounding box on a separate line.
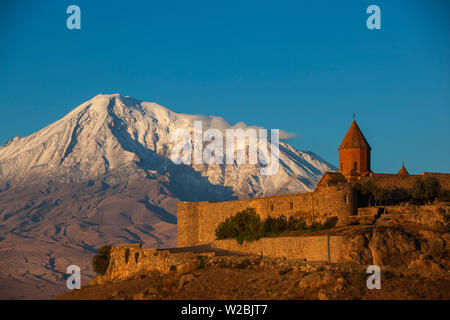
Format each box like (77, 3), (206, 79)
(56, 214), (450, 300)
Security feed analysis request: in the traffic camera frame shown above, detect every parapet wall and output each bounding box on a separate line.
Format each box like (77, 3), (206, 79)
(212, 235), (345, 263)
(96, 244), (213, 283)
(178, 184), (355, 247)
(359, 173), (450, 191)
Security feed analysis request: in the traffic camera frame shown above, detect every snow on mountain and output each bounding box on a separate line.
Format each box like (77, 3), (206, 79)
(0, 94), (336, 299)
(0, 94), (335, 198)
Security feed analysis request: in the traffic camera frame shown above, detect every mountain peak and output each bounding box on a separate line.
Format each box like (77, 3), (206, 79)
(0, 95), (335, 197)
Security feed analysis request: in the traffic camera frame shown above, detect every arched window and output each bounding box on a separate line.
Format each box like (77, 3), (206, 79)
(340, 163), (343, 171)
(354, 162), (357, 170)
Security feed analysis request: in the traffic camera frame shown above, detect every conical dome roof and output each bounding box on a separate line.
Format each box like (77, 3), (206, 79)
(338, 120), (371, 150)
(397, 162), (409, 176)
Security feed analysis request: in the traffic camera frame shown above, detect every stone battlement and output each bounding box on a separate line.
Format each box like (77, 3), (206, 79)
(177, 182), (355, 247)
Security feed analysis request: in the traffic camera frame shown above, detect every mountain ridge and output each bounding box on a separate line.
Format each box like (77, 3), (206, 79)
(0, 94), (335, 299)
(0, 94), (336, 198)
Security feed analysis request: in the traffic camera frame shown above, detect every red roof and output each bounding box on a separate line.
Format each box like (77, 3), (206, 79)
(338, 120), (371, 150)
(397, 163), (409, 176)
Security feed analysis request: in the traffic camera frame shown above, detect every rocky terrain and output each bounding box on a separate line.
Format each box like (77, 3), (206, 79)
(56, 213), (450, 300)
(0, 94), (334, 299)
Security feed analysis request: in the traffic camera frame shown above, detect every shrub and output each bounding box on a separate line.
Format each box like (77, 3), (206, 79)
(411, 178), (426, 203)
(92, 245), (112, 275)
(308, 222), (324, 232)
(196, 255), (207, 269)
(273, 215), (287, 233)
(294, 217), (307, 230)
(215, 208), (336, 243)
(438, 189), (450, 202)
(215, 208), (262, 244)
(218, 261), (230, 268)
(323, 216), (338, 229)
(353, 181), (379, 207)
(390, 188), (410, 204)
(262, 215), (277, 234)
(423, 176), (441, 203)
(411, 177), (441, 204)
(374, 188), (391, 206)
(124, 248), (130, 264)
(361, 180), (377, 206)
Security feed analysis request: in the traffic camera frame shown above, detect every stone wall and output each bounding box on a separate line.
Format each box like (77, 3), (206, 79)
(358, 173), (450, 191)
(177, 184), (355, 247)
(96, 244), (213, 283)
(349, 204), (449, 227)
(212, 235), (345, 263)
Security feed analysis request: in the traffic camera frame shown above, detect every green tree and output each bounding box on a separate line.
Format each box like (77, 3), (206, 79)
(423, 176), (441, 204)
(262, 215), (277, 234)
(215, 208), (262, 244)
(374, 188), (390, 206)
(361, 180), (377, 206)
(92, 245), (111, 275)
(411, 178), (426, 204)
(273, 215), (287, 233)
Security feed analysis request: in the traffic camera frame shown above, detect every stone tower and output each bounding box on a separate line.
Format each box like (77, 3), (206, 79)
(338, 120), (371, 176)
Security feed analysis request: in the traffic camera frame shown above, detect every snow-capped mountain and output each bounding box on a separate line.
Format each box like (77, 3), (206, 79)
(0, 94), (335, 198)
(0, 94), (335, 299)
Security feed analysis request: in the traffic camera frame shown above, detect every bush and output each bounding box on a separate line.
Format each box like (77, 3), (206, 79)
(423, 176), (441, 203)
(196, 255), (207, 269)
(215, 208), (262, 244)
(374, 188), (391, 206)
(92, 245), (111, 275)
(308, 222), (324, 232)
(262, 215), (277, 234)
(215, 208), (335, 243)
(323, 216), (338, 229)
(353, 181), (378, 207)
(273, 215), (287, 233)
(124, 248), (130, 264)
(438, 189), (450, 202)
(411, 177), (441, 204)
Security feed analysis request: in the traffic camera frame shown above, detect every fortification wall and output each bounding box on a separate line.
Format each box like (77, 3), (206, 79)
(91, 236), (346, 284)
(212, 235), (344, 263)
(96, 244), (213, 283)
(359, 173), (450, 190)
(177, 184), (355, 247)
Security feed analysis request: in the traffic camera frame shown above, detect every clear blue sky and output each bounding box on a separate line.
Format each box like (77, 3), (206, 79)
(0, 0), (449, 173)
